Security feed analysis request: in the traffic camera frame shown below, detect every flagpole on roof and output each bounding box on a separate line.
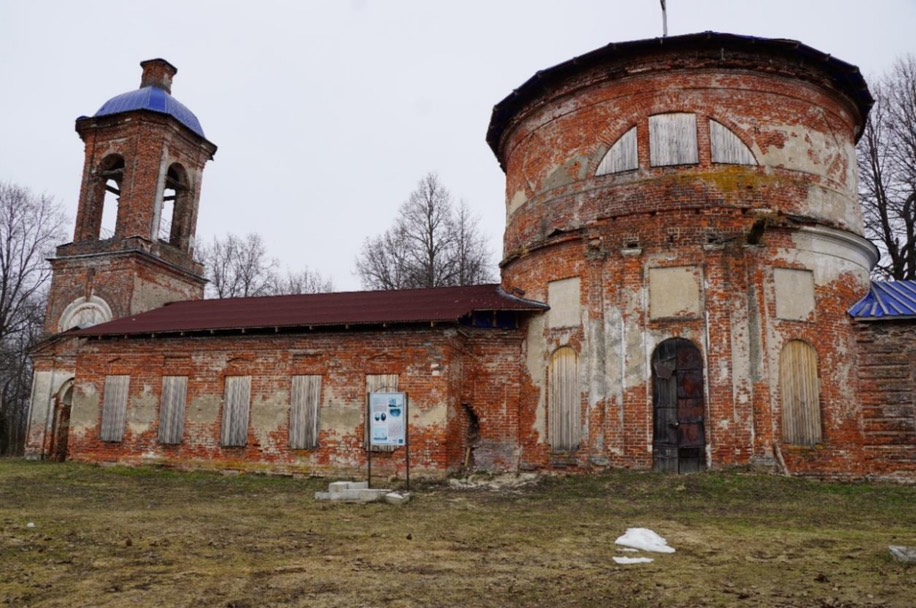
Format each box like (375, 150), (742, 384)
(660, 0), (668, 37)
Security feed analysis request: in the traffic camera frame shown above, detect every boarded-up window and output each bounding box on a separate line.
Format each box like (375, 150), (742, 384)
(366, 374), (398, 451)
(774, 268), (815, 322)
(596, 126), (638, 175)
(780, 341), (822, 445)
(100, 375), (130, 442)
(649, 113), (698, 166)
(548, 347), (580, 451)
(710, 120), (757, 165)
(548, 277), (581, 328)
(158, 376), (188, 445)
(290, 375), (322, 450)
(649, 266), (703, 319)
(221, 376), (251, 447)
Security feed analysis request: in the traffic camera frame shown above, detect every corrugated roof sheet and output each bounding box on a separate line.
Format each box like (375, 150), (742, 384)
(849, 281), (916, 320)
(71, 284), (547, 337)
(94, 86), (205, 138)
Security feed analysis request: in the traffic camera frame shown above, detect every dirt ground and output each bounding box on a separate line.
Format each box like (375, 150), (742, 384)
(0, 461), (913, 607)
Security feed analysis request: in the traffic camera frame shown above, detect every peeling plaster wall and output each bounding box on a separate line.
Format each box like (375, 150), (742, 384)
(24, 367), (74, 459)
(70, 383), (100, 442)
(58, 327), (530, 478)
(34, 38), (910, 481)
(495, 42), (882, 477)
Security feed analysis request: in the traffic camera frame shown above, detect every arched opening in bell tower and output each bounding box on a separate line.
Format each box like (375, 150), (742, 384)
(158, 163), (190, 249)
(95, 154), (124, 240)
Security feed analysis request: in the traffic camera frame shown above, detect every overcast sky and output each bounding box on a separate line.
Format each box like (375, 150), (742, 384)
(2, 1), (913, 291)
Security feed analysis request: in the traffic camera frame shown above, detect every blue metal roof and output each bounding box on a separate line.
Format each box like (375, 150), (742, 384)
(849, 281), (916, 320)
(94, 86), (205, 138)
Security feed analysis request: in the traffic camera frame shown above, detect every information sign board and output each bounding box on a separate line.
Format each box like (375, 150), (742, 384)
(368, 392), (406, 447)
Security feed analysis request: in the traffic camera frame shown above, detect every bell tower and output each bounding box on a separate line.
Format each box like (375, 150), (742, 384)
(46, 59), (217, 334)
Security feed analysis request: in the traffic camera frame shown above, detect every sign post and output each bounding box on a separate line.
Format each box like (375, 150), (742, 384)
(366, 392), (409, 490)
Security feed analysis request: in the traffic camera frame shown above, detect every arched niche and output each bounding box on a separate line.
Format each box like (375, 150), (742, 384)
(58, 295), (113, 332)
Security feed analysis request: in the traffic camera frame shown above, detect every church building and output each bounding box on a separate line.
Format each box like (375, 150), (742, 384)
(26, 34), (916, 481)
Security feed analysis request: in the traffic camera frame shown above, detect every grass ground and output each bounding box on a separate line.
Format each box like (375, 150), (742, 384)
(0, 460), (913, 607)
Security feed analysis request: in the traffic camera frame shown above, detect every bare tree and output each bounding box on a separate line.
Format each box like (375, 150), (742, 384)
(356, 173), (495, 290)
(200, 232), (333, 298)
(451, 200), (492, 287)
(0, 182), (66, 454)
(0, 296), (45, 455)
(271, 268), (334, 295)
(199, 233), (278, 298)
(857, 55), (916, 280)
(355, 227), (415, 290)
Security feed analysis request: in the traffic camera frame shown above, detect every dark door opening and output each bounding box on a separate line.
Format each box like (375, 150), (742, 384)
(461, 403), (481, 471)
(652, 338), (706, 473)
(50, 382), (73, 462)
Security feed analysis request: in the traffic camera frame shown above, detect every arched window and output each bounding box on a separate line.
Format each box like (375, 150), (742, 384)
(548, 347), (580, 451)
(158, 163), (190, 248)
(779, 340), (822, 445)
(82, 154), (124, 241)
(709, 120), (757, 165)
(596, 126), (638, 175)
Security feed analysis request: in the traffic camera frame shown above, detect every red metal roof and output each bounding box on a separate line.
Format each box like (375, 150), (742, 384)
(71, 284), (547, 337)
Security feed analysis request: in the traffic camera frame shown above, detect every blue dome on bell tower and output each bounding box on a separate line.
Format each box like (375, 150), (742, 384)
(90, 58), (206, 139)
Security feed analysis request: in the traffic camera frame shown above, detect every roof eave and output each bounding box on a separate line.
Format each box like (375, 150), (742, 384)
(486, 31), (874, 166)
(75, 110), (218, 156)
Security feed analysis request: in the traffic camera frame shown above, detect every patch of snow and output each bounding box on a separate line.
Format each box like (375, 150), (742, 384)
(613, 556), (654, 565)
(385, 492), (411, 505)
(889, 546), (916, 564)
(614, 528), (675, 553)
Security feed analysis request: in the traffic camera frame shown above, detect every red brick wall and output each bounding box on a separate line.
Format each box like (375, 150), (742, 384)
(492, 40), (880, 477)
(855, 321), (916, 481)
(73, 113), (213, 247)
(45, 251), (204, 334)
(62, 326), (530, 478)
(45, 104), (214, 336)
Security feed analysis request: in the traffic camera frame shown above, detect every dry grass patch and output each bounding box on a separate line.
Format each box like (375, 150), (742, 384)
(1, 461), (913, 607)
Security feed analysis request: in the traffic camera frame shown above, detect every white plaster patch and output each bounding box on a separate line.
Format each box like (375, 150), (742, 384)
(188, 396), (220, 425)
(806, 184), (863, 233)
(773, 268), (815, 321)
(128, 390), (157, 435)
(413, 402), (447, 428)
(251, 394), (288, 451)
(548, 277), (581, 328)
(319, 406), (362, 438)
(524, 315), (548, 442)
(757, 122), (855, 187)
(787, 226), (877, 280)
(508, 190), (528, 216)
(70, 386), (100, 437)
(649, 266), (702, 319)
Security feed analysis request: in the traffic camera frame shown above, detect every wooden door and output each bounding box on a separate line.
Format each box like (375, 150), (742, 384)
(652, 339), (706, 473)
